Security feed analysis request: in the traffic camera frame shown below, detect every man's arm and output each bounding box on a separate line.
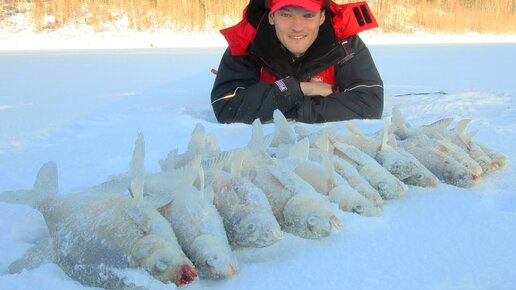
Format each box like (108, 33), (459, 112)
(296, 36), (384, 123)
(211, 48), (304, 124)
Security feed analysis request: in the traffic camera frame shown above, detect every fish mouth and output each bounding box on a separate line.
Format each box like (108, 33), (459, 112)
(175, 263), (197, 285)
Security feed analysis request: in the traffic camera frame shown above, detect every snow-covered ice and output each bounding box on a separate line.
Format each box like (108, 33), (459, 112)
(1, 34), (515, 290)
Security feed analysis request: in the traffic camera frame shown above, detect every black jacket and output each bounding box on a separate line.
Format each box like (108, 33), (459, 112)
(211, 3), (383, 124)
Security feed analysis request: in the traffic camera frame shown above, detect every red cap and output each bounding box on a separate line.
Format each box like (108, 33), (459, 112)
(269, 0), (325, 13)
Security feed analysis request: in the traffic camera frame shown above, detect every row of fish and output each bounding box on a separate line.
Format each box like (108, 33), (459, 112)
(0, 108), (507, 288)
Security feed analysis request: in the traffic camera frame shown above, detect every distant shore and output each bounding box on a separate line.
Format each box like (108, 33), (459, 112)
(1, 30), (515, 51)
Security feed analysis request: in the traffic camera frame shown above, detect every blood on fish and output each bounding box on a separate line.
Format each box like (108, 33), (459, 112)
(178, 264), (197, 285)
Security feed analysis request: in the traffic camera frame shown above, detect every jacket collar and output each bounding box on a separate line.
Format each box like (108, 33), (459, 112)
(247, 12), (346, 81)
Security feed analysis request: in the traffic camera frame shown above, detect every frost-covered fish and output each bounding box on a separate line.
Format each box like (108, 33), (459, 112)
(232, 120), (342, 239)
(272, 138), (381, 216)
(0, 160), (197, 287)
(477, 142), (508, 169)
(399, 139), (481, 188)
(391, 108), (498, 173)
(202, 153), (283, 248)
(143, 159), (239, 279)
(332, 142), (408, 200)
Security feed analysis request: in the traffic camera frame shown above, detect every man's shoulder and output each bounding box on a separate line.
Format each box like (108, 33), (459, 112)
(330, 1), (379, 40)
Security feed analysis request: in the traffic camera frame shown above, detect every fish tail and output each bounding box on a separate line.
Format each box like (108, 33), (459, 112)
(0, 161), (58, 207)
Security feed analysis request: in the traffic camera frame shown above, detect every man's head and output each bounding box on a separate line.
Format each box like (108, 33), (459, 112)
(268, 0), (326, 58)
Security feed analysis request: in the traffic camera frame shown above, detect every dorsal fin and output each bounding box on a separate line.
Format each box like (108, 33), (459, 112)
(128, 133), (145, 202)
(314, 129), (331, 151)
(288, 138), (310, 160)
(205, 132), (220, 158)
(379, 118), (391, 152)
(294, 125), (311, 138)
(187, 123), (206, 153)
(332, 142), (362, 165)
(271, 109), (296, 146)
(321, 154), (337, 188)
(33, 161), (58, 194)
(249, 118), (274, 151)
(159, 149), (178, 172)
(391, 107), (411, 138)
(202, 150), (233, 170)
(128, 133), (145, 178)
(345, 124), (365, 136)
(423, 118), (453, 132)
(454, 119), (472, 135)
(230, 151), (244, 178)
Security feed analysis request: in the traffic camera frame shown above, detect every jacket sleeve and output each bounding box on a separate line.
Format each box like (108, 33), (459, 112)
(296, 35), (384, 123)
(211, 48), (304, 124)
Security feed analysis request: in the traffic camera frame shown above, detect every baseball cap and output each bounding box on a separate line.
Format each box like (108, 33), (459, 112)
(269, 0), (325, 13)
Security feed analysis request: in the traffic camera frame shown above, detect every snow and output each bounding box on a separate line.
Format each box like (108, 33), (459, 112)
(1, 30), (516, 290)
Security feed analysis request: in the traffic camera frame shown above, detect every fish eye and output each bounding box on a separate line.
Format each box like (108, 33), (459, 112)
(206, 256), (219, 268)
(415, 173), (423, 180)
(353, 205), (363, 214)
(154, 260), (168, 272)
(247, 223), (257, 233)
(307, 215), (319, 226)
(458, 172), (466, 179)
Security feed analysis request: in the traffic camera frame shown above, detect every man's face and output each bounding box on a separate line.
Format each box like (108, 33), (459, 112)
(268, 6), (325, 58)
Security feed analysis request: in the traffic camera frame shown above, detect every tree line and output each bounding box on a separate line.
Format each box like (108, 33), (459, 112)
(1, 0), (515, 33)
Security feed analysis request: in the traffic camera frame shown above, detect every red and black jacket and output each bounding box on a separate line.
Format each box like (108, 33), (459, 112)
(211, 0), (383, 124)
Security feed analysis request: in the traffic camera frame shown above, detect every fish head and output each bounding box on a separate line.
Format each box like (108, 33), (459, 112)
(328, 187), (382, 216)
(376, 179), (408, 200)
(403, 171), (440, 187)
(283, 194), (342, 239)
(443, 167), (482, 188)
(190, 234), (239, 279)
(230, 211), (283, 248)
(131, 234), (197, 286)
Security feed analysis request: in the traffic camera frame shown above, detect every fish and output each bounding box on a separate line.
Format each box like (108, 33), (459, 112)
(294, 126), (385, 206)
(399, 138), (481, 188)
(142, 158), (239, 279)
(272, 137), (381, 216)
(477, 142), (508, 169)
(202, 152), (284, 248)
(391, 108), (498, 174)
(332, 142), (408, 200)
(233, 119), (342, 240)
(0, 135), (197, 288)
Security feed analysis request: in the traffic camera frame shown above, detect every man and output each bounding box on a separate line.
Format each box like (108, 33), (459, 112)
(211, 0), (383, 124)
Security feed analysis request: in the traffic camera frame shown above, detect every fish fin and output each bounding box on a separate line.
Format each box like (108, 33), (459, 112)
(0, 162), (58, 207)
(391, 107), (409, 138)
(127, 133), (145, 178)
(88, 177), (132, 195)
(294, 125), (311, 138)
(33, 161), (58, 195)
(144, 193), (174, 210)
(388, 132), (398, 148)
(128, 133), (146, 202)
(159, 149), (178, 172)
(8, 237), (54, 274)
(124, 206), (152, 233)
(322, 154), (337, 188)
(187, 123), (206, 155)
(249, 118), (273, 151)
(315, 129), (331, 152)
(202, 150), (233, 170)
(205, 132), (221, 157)
(271, 109), (296, 146)
(466, 129), (479, 139)
(345, 123), (365, 136)
(230, 151), (244, 178)
(173, 155), (202, 187)
(423, 118), (453, 132)
(454, 119), (472, 135)
(379, 118), (391, 152)
(287, 138), (309, 160)
(333, 142), (362, 165)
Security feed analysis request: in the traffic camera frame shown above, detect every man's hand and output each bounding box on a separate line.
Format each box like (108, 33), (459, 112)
(300, 81), (333, 97)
